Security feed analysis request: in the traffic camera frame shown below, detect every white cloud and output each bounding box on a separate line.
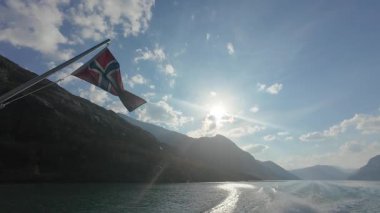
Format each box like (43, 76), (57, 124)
(210, 91), (217, 97)
(206, 33), (211, 41)
(345, 114), (380, 134)
(69, 0), (155, 40)
(149, 84), (156, 89)
(225, 125), (265, 139)
(299, 113), (380, 142)
(0, 0), (155, 60)
(187, 112), (236, 138)
(134, 45), (176, 87)
(339, 141), (364, 153)
(299, 131), (325, 142)
(226, 42), (235, 55)
(275, 131), (293, 141)
(163, 64), (176, 76)
(162, 94), (172, 102)
(136, 97), (193, 129)
(270, 110), (380, 169)
(78, 85), (110, 105)
(142, 92), (156, 101)
(257, 83), (283, 95)
(266, 83), (283, 94)
(0, 0), (71, 60)
(257, 83), (266, 91)
(243, 144), (269, 154)
(188, 116), (224, 138)
(263, 135), (276, 141)
(127, 74), (147, 87)
(277, 131), (289, 136)
(187, 113), (265, 139)
(134, 46), (166, 63)
(250, 105), (259, 113)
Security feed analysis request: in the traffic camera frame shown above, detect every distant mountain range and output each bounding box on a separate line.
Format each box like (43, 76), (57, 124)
(120, 115), (299, 180)
(349, 155), (380, 180)
(292, 155), (380, 180)
(0, 54), (297, 182)
(291, 165), (354, 180)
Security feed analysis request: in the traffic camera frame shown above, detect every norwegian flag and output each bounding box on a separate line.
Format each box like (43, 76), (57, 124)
(72, 48), (146, 112)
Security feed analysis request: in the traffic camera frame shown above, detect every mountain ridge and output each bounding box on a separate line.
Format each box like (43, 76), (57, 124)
(291, 165), (353, 180)
(0, 54), (298, 182)
(349, 155), (380, 180)
(0, 54), (259, 182)
(120, 115), (299, 180)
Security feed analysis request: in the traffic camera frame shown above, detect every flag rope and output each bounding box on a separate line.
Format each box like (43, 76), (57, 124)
(0, 73), (72, 109)
(0, 39), (110, 106)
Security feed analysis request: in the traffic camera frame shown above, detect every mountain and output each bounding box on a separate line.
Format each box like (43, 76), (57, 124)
(291, 165), (352, 180)
(0, 55), (166, 182)
(0, 54), (298, 182)
(0, 55), (259, 182)
(349, 155), (380, 180)
(121, 114), (190, 147)
(120, 115), (299, 180)
(261, 161), (299, 180)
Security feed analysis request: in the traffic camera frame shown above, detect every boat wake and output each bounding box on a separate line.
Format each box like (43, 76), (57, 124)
(208, 183), (254, 213)
(205, 181), (380, 213)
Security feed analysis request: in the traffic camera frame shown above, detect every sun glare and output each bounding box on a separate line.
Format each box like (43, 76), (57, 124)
(209, 104), (227, 120)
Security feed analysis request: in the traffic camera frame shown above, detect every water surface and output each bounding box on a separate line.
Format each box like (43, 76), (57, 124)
(0, 181), (379, 212)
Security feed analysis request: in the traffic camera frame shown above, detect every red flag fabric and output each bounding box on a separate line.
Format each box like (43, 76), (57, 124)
(72, 48), (146, 112)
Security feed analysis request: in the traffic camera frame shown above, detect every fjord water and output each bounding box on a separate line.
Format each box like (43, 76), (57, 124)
(0, 181), (379, 212)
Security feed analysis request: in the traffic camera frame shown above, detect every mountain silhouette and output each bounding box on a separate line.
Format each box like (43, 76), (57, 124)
(349, 155), (380, 180)
(120, 115), (299, 180)
(0, 54), (297, 182)
(291, 165), (353, 180)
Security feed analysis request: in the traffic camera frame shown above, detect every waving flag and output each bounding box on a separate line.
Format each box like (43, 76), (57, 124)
(72, 48), (146, 112)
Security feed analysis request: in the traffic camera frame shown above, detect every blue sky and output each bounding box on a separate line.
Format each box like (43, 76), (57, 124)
(1, 0), (380, 169)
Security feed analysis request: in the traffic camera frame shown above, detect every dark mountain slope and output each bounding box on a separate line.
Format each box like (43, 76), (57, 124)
(261, 161), (299, 180)
(0, 55), (164, 182)
(120, 115), (299, 180)
(349, 155), (380, 180)
(121, 114), (191, 147)
(0, 55), (257, 182)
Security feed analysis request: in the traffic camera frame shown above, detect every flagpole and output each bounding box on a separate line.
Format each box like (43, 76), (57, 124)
(0, 39), (110, 105)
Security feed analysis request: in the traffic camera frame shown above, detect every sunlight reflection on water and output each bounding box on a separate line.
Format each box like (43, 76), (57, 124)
(208, 183), (255, 213)
(205, 181), (380, 213)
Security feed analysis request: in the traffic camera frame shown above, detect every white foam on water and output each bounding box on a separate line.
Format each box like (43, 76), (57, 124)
(271, 187), (277, 193)
(260, 190), (320, 213)
(205, 181), (380, 213)
(207, 183), (255, 213)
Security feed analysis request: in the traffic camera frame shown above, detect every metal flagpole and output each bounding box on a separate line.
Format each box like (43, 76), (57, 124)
(0, 39), (110, 107)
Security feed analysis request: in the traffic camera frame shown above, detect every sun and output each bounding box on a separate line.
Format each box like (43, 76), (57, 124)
(209, 104), (227, 121)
